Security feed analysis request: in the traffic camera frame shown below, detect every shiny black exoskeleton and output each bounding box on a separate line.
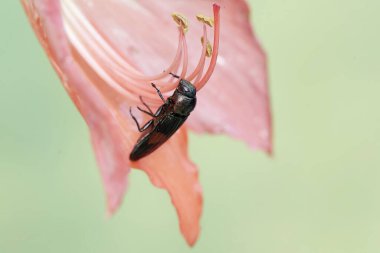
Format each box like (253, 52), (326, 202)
(129, 74), (197, 161)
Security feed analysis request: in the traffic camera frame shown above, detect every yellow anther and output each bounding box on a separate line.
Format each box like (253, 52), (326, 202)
(196, 14), (214, 27)
(172, 13), (189, 33)
(201, 37), (213, 57)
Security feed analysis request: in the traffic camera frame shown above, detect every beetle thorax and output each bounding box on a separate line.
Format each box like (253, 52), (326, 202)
(171, 91), (197, 116)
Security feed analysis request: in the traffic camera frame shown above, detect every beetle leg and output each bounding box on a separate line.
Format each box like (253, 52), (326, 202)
(151, 83), (166, 103)
(154, 105), (163, 117)
(138, 120), (154, 132)
(137, 106), (155, 117)
(139, 96), (154, 114)
(129, 107), (154, 132)
(169, 72), (180, 79)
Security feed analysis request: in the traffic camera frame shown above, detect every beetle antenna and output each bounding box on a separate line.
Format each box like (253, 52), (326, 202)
(169, 72), (180, 79)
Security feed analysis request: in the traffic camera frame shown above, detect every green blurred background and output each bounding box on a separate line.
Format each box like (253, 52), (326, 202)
(1, 0), (380, 252)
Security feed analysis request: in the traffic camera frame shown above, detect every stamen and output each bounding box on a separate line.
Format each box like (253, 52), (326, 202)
(62, 0), (170, 104)
(157, 22), (190, 92)
(172, 13), (189, 33)
(130, 28), (184, 82)
(63, 0), (220, 105)
(64, 3), (170, 105)
(194, 52), (206, 84)
(66, 0), (184, 86)
(196, 14), (214, 27)
(195, 4), (220, 90)
(180, 30), (189, 79)
(186, 25), (208, 81)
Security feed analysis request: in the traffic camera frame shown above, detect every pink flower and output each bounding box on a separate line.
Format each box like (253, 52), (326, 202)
(22, 0), (271, 246)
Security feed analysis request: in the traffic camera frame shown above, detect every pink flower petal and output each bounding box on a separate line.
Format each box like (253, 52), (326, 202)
(72, 0), (271, 153)
(188, 1), (272, 153)
(22, 0), (210, 245)
(22, 0), (131, 213)
(22, 0), (270, 246)
(131, 126), (202, 246)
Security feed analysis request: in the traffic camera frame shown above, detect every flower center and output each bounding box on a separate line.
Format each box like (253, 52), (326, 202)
(62, 2), (220, 106)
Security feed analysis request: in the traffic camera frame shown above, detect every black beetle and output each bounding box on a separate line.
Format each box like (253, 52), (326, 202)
(129, 73), (197, 161)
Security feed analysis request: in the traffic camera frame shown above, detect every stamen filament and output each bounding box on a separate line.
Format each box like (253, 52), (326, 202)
(63, 3), (166, 104)
(194, 57), (206, 84)
(186, 24), (208, 81)
(180, 31), (189, 80)
(195, 4), (220, 90)
(130, 28), (185, 82)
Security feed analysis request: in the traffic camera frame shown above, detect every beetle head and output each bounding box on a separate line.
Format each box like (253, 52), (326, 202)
(177, 79), (196, 98)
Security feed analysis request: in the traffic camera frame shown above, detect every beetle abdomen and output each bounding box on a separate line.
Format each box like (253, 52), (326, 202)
(129, 114), (187, 161)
